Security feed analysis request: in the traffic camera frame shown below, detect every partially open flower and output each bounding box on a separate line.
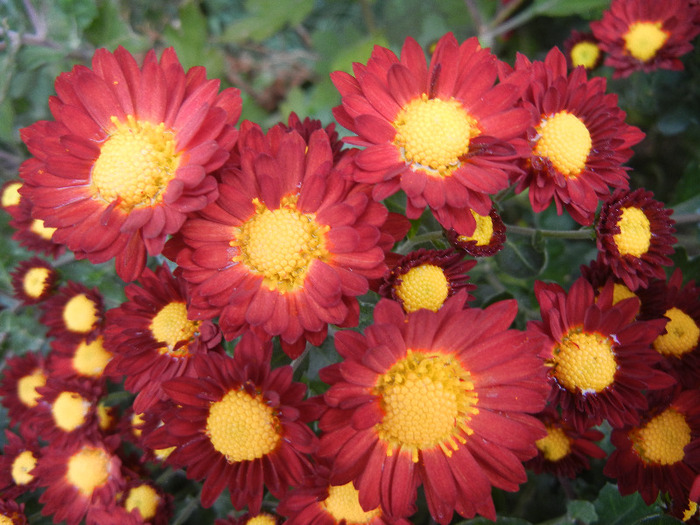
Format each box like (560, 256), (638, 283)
(445, 207), (506, 257)
(10, 256), (58, 306)
(563, 30), (603, 70)
(0, 430), (41, 499)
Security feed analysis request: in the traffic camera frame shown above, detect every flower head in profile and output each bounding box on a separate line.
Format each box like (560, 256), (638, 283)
(508, 47), (644, 225)
(530, 277), (674, 431)
(277, 458), (412, 524)
(35, 436), (124, 525)
(563, 30), (603, 70)
(10, 256), (57, 306)
(525, 406), (606, 479)
(144, 333), (318, 512)
(0, 430), (41, 499)
(319, 291), (549, 523)
(20, 46), (242, 281)
(604, 388), (700, 505)
(596, 188), (676, 290)
(168, 122), (392, 358)
(445, 207), (506, 257)
(41, 281), (104, 342)
(591, 0), (700, 77)
(332, 32), (531, 234)
(378, 248), (476, 313)
(103, 263), (223, 413)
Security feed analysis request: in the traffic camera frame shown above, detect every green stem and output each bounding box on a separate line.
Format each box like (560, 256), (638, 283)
(396, 231), (446, 254)
(171, 493), (201, 525)
(505, 224), (595, 240)
(674, 213), (700, 225)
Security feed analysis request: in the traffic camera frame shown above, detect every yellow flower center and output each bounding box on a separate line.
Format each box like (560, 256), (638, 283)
(612, 283), (638, 305)
(52, 391), (90, 431)
(17, 368), (46, 408)
(22, 267), (51, 299)
(549, 329), (617, 394)
(131, 412), (145, 438)
(534, 111), (592, 177)
(246, 514), (280, 525)
(623, 21), (670, 62)
(393, 94), (479, 178)
(73, 336), (112, 377)
(570, 41), (601, 69)
(97, 402), (115, 432)
(91, 115), (181, 211)
(684, 501), (699, 522)
(536, 425), (572, 462)
(11, 450), (37, 485)
(373, 350), (479, 463)
(149, 301), (200, 356)
(1, 181), (22, 208)
(631, 408), (691, 466)
(323, 482), (382, 524)
(394, 264), (450, 313)
(653, 307), (700, 358)
(233, 195), (330, 293)
(124, 484), (160, 521)
(613, 207), (651, 257)
(66, 446), (111, 496)
(62, 293), (99, 334)
(30, 219), (56, 240)
(206, 389), (281, 462)
(457, 209), (493, 246)
(153, 446), (176, 461)
(0, 515), (14, 525)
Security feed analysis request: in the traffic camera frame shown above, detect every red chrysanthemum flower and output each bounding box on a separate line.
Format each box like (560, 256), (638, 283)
(507, 47), (644, 225)
(10, 256), (58, 306)
(40, 281), (104, 342)
(215, 512), (282, 525)
(529, 277), (674, 431)
(35, 435), (124, 525)
(596, 188), (676, 290)
(9, 192), (66, 259)
(0, 350), (49, 431)
(0, 500), (28, 525)
(591, 0), (700, 78)
(19, 46), (242, 282)
(377, 248), (476, 313)
(96, 479), (173, 525)
(580, 257), (643, 313)
(331, 32), (531, 234)
(319, 291), (549, 523)
(277, 458), (412, 524)
(286, 112), (345, 162)
(636, 269), (700, 388)
(604, 388), (700, 505)
(32, 376), (104, 446)
(128, 400), (177, 465)
(47, 333), (113, 382)
(168, 122), (392, 358)
(0, 179), (23, 219)
(445, 206), (506, 257)
(103, 263), (223, 413)
(144, 333), (318, 512)
(0, 430), (41, 499)
(563, 30), (603, 70)
(525, 406), (606, 479)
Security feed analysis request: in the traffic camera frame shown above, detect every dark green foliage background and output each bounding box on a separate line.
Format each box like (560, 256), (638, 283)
(0, 0), (699, 523)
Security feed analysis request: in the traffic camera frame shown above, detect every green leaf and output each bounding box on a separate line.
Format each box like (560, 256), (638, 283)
(532, 0), (609, 17)
(57, 0), (98, 31)
(495, 237), (547, 279)
(568, 499), (598, 525)
(84, 0), (149, 50)
(593, 484), (678, 525)
(219, 0), (314, 43)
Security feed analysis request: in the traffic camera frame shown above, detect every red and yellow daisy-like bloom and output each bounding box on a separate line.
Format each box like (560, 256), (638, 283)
(319, 291), (549, 523)
(277, 459), (412, 524)
(377, 248), (476, 313)
(168, 122), (391, 358)
(40, 281), (103, 342)
(88, 479), (173, 525)
(0, 350), (49, 431)
(0, 430), (41, 499)
(0, 500), (28, 525)
(508, 47), (644, 225)
(580, 257), (642, 315)
(0, 179), (24, 219)
(563, 30), (603, 70)
(596, 188), (676, 291)
(10, 256), (57, 306)
(331, 32), (531, 235)
(144, 333), (318, 512)
(637, 269), (700, 388)
(530, 277), (674, 431)
(19, 46), (242, 282)
(604, 389), (700, 505)
(445, 207), (506, 257)
(9, 193), (66, 259)
(35, 436), (124, 525)
(525, 406), (606, 479)
(591, 0), (700, 78)
(215, 512), (282, 525)
(103, 263), (223, 413)
(47, 333), (113, 382)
